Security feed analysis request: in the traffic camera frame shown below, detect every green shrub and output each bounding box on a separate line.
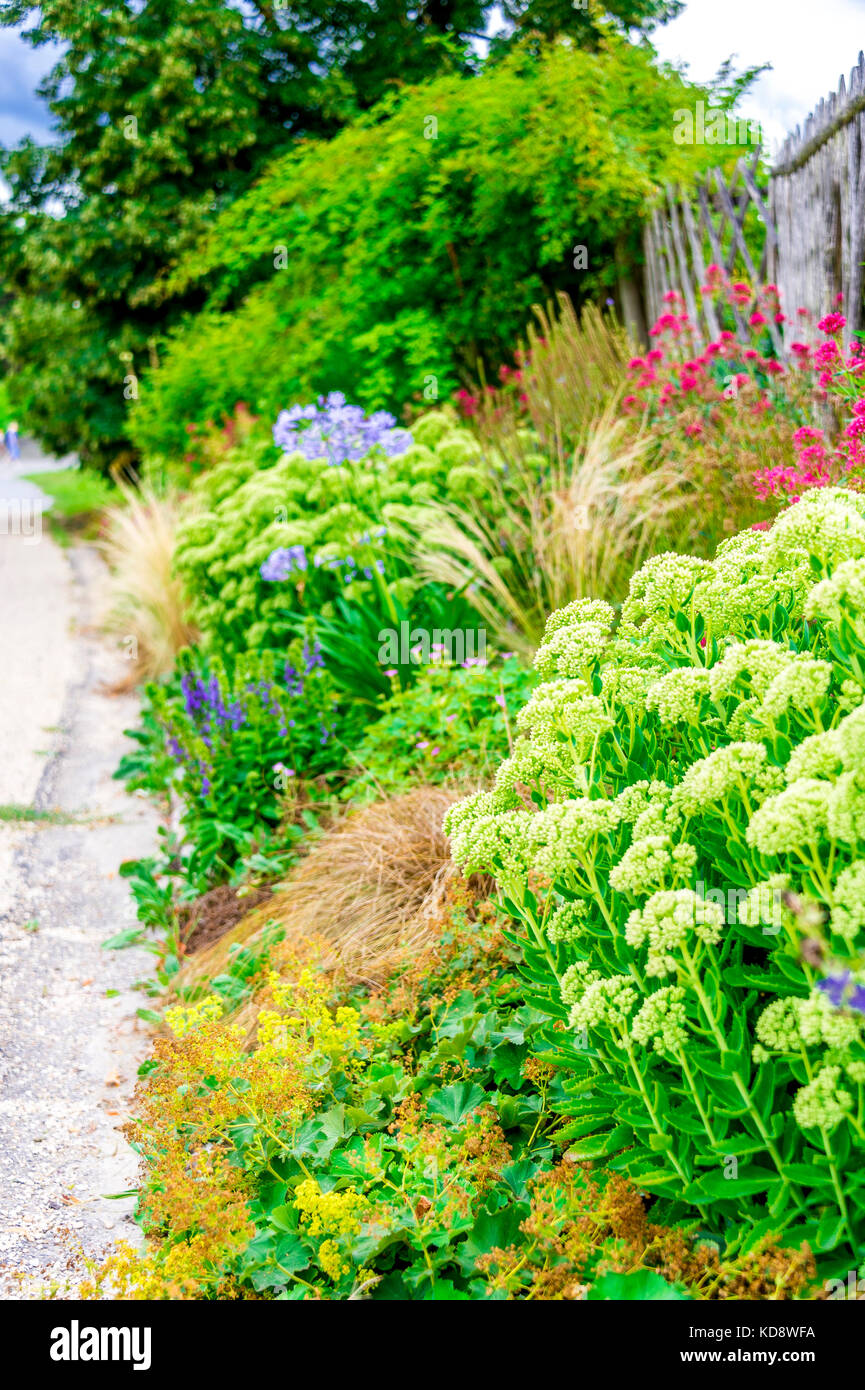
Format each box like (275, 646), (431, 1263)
(447, 486), (865, 1273)
(172, 405), (491, 679)
(350, 653), (538, 793)
(130, 36), (750, 460)
(85, 888), (816, 1300)
(118, 641), (362, 890)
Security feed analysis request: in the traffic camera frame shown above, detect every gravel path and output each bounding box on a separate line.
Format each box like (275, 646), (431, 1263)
(0, 470), (160, 1298)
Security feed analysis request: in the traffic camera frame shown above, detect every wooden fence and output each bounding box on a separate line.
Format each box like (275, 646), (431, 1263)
(642, 51), (865, 352)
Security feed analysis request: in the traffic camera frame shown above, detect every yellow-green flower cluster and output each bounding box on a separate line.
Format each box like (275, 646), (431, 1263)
(757, 657), (833, 721)
(708, 639), (798, 702)
(609, 834), (697, 897)
(631, 986), (688, 1054)
(567, 974), (638, 1035)
(645, 667), (710, 724)
(745, 778), (832, 855)
(533, 621), (611, 680)
(806, 556), (865, 626)
(755, 989), (864, 1055)
(625, 889), (725, 977)
(165, 994), (224, 1037)
(792, 1065), (854, 1131)
(546, 899), (589, 945)
(737, 875), (792, 933)
(785, 729), (842, 783)
(832, 860), (865, 942)
(516, 680), (613, 759)
(672, 742), (781, 816)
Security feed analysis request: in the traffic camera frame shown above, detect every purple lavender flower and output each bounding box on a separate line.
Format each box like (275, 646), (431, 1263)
(303, 638), (325, 674)
(181, 671), (207, 718)
(284, 663), (304, 697)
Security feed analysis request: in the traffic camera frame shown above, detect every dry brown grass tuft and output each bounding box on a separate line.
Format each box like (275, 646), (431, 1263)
(175, 786), (489, 1002)
(100, 483), (198, 687)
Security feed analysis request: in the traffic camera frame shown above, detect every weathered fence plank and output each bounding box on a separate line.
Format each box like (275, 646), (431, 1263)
(642, 51), (865, 351)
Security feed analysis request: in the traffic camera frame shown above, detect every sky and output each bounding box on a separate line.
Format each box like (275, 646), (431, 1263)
(650, 0), (865, 156)
(0, 0), (864, 156)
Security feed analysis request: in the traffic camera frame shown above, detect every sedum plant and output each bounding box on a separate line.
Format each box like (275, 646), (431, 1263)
(172, 402), (493, 660)
(446, 485), (865, 1273)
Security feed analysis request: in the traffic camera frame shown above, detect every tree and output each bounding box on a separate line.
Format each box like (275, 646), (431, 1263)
(0, 0), (681, 465)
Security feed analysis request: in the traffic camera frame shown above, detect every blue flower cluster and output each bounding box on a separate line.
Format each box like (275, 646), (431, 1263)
(272, 392), (412, 466)
(818, 972), (865, 1015)
(261, 545), (308, 581)
(260, 528), (388, 585)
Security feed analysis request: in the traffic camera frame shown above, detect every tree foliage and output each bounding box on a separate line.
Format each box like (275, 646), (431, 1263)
(130, 35), (747, 462)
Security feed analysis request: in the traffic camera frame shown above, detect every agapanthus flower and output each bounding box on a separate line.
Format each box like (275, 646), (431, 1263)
(260, 544), (308, 582)
(273, 395), (412, 466)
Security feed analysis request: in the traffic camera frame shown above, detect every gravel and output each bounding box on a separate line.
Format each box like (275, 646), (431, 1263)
(0, 522), (161, 1299)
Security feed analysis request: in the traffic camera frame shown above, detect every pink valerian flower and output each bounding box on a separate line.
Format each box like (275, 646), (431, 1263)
(647, 348), (664, 363)
(814, 341), (840, 367)
(649, 312), (682, 337)
(749, 311), (767, 327)
(818, 313), (847, 335)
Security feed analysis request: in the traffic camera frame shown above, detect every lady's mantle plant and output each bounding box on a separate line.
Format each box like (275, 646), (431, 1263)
(446, 486), (865, 1269)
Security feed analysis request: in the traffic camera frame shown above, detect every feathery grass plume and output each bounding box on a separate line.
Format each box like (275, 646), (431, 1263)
(174, 786), (492, 1002)
(100, 483), (198, 686)
(414, 405), (687, 655)
(469, 295), (632, 453)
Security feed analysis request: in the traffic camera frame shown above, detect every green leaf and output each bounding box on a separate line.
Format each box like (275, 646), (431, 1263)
(426, 1081), (486, 1126)
(816, 1209), (847, 1251)
(694, 1167), (779, 1200)
(459, 1207), (529, 1272)
(102, 927), (145, 950)
(566, 1124), (631, 1160)
(780, 1163), (835, 1188)
(588, 1269), (689, 1301)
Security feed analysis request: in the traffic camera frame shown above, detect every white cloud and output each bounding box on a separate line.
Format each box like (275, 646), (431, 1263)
(0, 30), (60, 148)
(651, 0), (865, 158)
